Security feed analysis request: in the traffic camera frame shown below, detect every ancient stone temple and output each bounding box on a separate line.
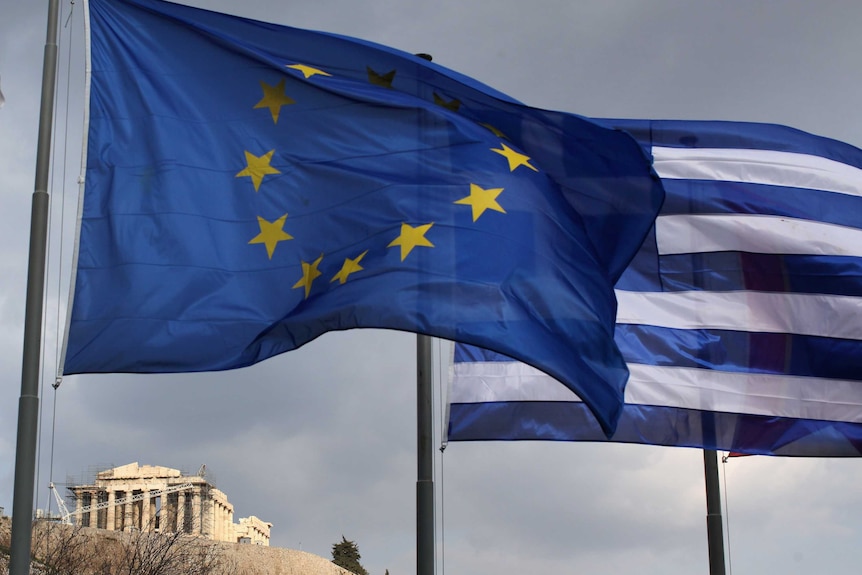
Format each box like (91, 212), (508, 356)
(66, 462), (271, 545)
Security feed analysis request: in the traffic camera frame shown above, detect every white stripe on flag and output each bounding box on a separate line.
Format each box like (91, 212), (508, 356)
(615, 290), (862, 340)
(656, 214), (862, 257)
(627, 364), (862, 424)
(450, 361), (862, 424)
(449, 360), (578, 403)
(653, 146), (862, 197)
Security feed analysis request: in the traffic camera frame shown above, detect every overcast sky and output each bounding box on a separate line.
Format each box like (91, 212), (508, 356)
(3, 1), (862, 574)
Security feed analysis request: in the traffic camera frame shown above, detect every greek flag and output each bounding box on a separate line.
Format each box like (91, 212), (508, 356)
(448, 120), (862, 456)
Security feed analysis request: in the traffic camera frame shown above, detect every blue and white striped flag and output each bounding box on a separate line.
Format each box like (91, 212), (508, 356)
(447, 120), (862, 456)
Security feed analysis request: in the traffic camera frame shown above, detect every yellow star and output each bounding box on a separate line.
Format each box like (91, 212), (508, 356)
(286, 63), (331, 79)
(454, 183), (506, 222)
(433, 92), (461, 112)
(236, 150), (281, 192)
(479, 123), (507, 139)
(293, 254), (324, 298)
(254, 79), (295, 124)
(331, 250), (368, 284)
(387, 223), (434, 261)
(367, 67), (396, 88)
(491, 142), (538, 172)
(249, 214), (293, 259)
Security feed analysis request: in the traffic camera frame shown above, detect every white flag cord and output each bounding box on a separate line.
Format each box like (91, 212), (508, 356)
(720, 455), (735, 575)
(35, 0), (79, 523)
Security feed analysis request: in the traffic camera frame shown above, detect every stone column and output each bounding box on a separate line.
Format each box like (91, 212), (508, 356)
(214, 503), (220, 540)
(191, 489), (202, 535)
(106, 490), (116, 531)
(151, 493), (157, 530)
(177, 491), (186, 533)
(114, 491), (121, 530)
(74, 491), (82, 527)
(124, 493), (133, 531)
(226, 506), (232, 541)
(90, 491), (99, 528)
(224, 507), (229, 541)
(141, 490), (151, 531)
(218, 504), (225, 541)
(134, 489), (143, 530)
(158, 493), (168, 532)
(93, 490), (102, 529)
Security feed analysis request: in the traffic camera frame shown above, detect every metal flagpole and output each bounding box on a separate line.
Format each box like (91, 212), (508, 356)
(413, 49), (436, 575)
(9, 1), (61, 574)
(703, 449), (727, 575)
(417, 334), (435, 575)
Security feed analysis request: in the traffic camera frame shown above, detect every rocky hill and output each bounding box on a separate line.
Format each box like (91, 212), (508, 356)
(0, 516), (352, 575)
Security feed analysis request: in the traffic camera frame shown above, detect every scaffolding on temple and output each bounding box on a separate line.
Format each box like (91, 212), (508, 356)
(58, 462), (271, 545)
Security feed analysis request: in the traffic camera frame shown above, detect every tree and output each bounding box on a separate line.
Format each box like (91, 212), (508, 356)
(92, 511), (237, 575)
(95, 528), (236, 575)
(29, 521), (93, 575)
(331, 535), (368, 575)
(1, 515), (237, 575)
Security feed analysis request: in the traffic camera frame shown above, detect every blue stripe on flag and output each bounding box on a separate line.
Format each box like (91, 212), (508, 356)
(616, 325), (862, 381)
(624, 252), (862, 296)
(447, 402), (862, 457)
(601, 119), (862, 164)
(660, 180), (862, 227)
(448, 119), (862, 456)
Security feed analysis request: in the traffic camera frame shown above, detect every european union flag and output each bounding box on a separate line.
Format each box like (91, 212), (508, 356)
(65, 0), (664, 434)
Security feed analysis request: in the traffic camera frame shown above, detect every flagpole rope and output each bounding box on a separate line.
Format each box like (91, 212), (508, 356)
(720, 454), (734, 575)
(429, 336), (438, 575)
(53, 1), (76, 374)
(37, 0), (76, 521)
(48, 0), (77, 508)
(35, 0), (64, 518)
(435, 338), (446, 575)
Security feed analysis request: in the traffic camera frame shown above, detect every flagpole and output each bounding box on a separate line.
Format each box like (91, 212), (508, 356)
(9, 1), (60, 574)
(417, 334), (435, 575)
(412, 47), (435, 575)
(703, 449), (727, 575)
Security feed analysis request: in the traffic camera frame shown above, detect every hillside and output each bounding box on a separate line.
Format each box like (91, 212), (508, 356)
(0, 517), (352, 575)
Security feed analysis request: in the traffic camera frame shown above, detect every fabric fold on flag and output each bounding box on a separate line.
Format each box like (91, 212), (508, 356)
(64, 0), (665, 435)
(448, 120), (862, 456)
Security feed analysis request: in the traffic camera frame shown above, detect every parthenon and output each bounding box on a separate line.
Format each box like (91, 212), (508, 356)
(67, 462), (271, 546)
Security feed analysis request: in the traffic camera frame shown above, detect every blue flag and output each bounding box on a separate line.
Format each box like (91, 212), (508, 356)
(64, 0), (664, 434)
(449, 120), (862, 456)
